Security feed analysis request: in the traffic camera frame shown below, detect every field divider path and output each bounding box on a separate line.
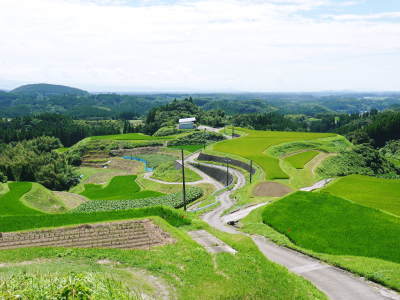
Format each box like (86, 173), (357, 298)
(193, 159), (399, 300)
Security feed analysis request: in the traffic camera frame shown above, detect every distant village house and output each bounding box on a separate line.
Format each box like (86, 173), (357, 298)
(179, 117), (196, 129)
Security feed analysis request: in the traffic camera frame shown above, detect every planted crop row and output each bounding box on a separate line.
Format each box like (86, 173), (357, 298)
(74, 187), (203, 212)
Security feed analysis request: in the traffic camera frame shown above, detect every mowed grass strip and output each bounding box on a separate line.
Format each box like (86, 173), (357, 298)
(80, 175), (163, 200)
(262, 192), (400, 263)
(0, 182), (44, 216)
(213, 128), (334, 179)
(285, 151), (319, 169)
(322, 174), (400, 216)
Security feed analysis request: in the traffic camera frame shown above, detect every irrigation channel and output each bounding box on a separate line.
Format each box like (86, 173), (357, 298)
(190, 154), (399, 300)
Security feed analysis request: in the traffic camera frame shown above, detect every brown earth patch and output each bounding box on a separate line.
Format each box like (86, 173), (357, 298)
(107, 157), (143, 173)
(253, 182), (292, 197)
(53, 192), (88, 210)
(0, 219), (175, 250)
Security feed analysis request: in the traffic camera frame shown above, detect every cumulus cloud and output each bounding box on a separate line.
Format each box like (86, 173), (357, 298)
(0, 0), (399, 91)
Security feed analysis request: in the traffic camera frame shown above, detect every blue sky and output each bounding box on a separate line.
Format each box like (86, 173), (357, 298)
(0, 0), (399, 92)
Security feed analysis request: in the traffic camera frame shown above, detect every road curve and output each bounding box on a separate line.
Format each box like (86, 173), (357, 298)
(195, 160), (399, 300)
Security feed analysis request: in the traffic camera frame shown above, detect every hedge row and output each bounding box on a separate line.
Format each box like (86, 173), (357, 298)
(73, 187), (203, 213)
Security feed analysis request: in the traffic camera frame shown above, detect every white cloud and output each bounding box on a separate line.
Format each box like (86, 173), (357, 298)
(0, 0), (399, 92)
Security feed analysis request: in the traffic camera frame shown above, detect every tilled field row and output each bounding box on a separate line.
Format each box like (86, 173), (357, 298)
(0, 219), (175, 250)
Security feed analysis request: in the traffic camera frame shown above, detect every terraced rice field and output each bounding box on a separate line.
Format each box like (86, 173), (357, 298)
(262, 192), (400, 263)
(285, 151), (319, 169)
(0, 182), (43, 216)
(322, 174), (400, 216)
(80, 175), (163, 200)
(213, 128), (334, 179)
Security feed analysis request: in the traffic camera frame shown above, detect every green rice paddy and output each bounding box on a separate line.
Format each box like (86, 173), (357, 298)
(0, 182), (43, 216)
(80, 175), (163, 200)
(285, 151), (320, 169)
(322, 174), (400, 216)
(213, 128), (334, 179)
(262, 192), (400, 263)
(168, 144), (204, 153)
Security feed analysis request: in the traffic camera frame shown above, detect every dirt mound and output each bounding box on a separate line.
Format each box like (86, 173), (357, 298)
(253, 182), (292, 197)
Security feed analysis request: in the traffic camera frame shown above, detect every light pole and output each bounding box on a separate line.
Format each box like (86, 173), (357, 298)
(181, 149), (187, 211)
(250, 160), (253, 183)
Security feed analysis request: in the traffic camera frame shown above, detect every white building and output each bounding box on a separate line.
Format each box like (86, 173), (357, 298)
(179, 117), (196, 129)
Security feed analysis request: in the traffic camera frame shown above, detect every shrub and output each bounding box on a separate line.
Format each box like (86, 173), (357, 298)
(169, 131), (225, 146)
(153, 126), (181, 137)
(0, 171), (7, 183)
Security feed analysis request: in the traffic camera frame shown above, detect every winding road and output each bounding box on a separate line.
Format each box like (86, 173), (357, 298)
(191, 157), (399, 300)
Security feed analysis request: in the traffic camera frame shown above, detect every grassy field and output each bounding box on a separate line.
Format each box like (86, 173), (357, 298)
(132, 153), (177, 169)
(322, 175), (400, 216)
(262, 192), (400, 264)
(0, 182), (44, 216)
(285, 151), (319, 169)
(152, 162), (202, 183)
(212, 128), (334, 180)
(80, 175), (163, 200)
(21, 183), (67, 214)
(0, 208), (326, 299)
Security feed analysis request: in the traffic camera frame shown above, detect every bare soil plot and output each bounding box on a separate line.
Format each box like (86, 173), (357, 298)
(253, 182), (292, 197)
(0, 219), (175, 250)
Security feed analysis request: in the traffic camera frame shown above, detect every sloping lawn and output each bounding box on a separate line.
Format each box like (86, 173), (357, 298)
(0, 182), (44, 216)
(285, 151), (319, 169)
(262, 191), (400, 263)
(322, 174), (400, 216)
(80, 175), (163, 200)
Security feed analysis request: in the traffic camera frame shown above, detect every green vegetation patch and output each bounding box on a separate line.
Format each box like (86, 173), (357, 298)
(74, 187), (203, 212)
(152, 162), (202, 183)
(262, 192), (400, 263)
(322, 175), (400, 216)
(0, 206), (189, 233)
(90, 133), (176, 141)
(133, 153), (177, 169)
(213, 128), (334, 179)
(0, 182), (44, 216)
(21, 183), (67, 214)
(285, 151), (319, 169)
(80, 175), (163, 200)
(168, 144), (204, 153)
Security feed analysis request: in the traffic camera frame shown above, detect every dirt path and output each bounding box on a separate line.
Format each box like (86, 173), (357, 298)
(194, 160), (398, 300)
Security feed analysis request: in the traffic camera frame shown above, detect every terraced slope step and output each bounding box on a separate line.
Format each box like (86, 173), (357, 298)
(0, 219), (175, 250)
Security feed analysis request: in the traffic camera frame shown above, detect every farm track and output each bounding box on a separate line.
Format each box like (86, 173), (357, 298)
(194, 158), (399, 300)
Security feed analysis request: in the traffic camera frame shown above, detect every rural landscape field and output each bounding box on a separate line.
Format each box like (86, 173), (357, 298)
(1, 0), (400, 299)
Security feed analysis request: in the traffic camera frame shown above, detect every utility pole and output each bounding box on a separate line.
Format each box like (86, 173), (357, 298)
(250, 160), (253, 183)
(231, 125), (234, 139)
(181, 149), (187, 211)
(226, 158), (229, 186)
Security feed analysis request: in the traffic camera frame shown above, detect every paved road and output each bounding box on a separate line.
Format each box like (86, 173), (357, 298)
(195, 161), (399, 300)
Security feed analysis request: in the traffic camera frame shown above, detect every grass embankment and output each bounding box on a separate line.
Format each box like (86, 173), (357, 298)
(285, 151), (319, 169)
(213, 128), (334, 180)
(0, 182), (44, 216)
(21, 183), (67, 213)
(322, 175), (400, 216)
(0, 207), (326, 299)
(152, 162), (202, 183)
(80, 175), (163, 200)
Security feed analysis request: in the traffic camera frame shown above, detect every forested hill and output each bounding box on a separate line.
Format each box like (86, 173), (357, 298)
(11, 83), (88, 96)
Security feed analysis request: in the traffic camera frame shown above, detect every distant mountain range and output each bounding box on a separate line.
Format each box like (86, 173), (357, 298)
(11, 83), (89, 96)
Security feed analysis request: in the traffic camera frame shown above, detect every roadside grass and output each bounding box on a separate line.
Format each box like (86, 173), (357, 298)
(285, 151), (319, 169)
(212, 128), (334, 180)
(80, 175), (163, 200)
(321, 174), (400, 216)
(168, 144), (204, 153)
(241, 204), (400, 291)
(21, 183), (67, 214)
(0, 214), (327, 299)
(0, 182), (44, 216)
(262, 192), (400, 264)
(152, 161), (202, 183)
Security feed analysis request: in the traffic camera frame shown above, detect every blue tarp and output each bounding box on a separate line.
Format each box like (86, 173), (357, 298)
(122, 156), (154, 172)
